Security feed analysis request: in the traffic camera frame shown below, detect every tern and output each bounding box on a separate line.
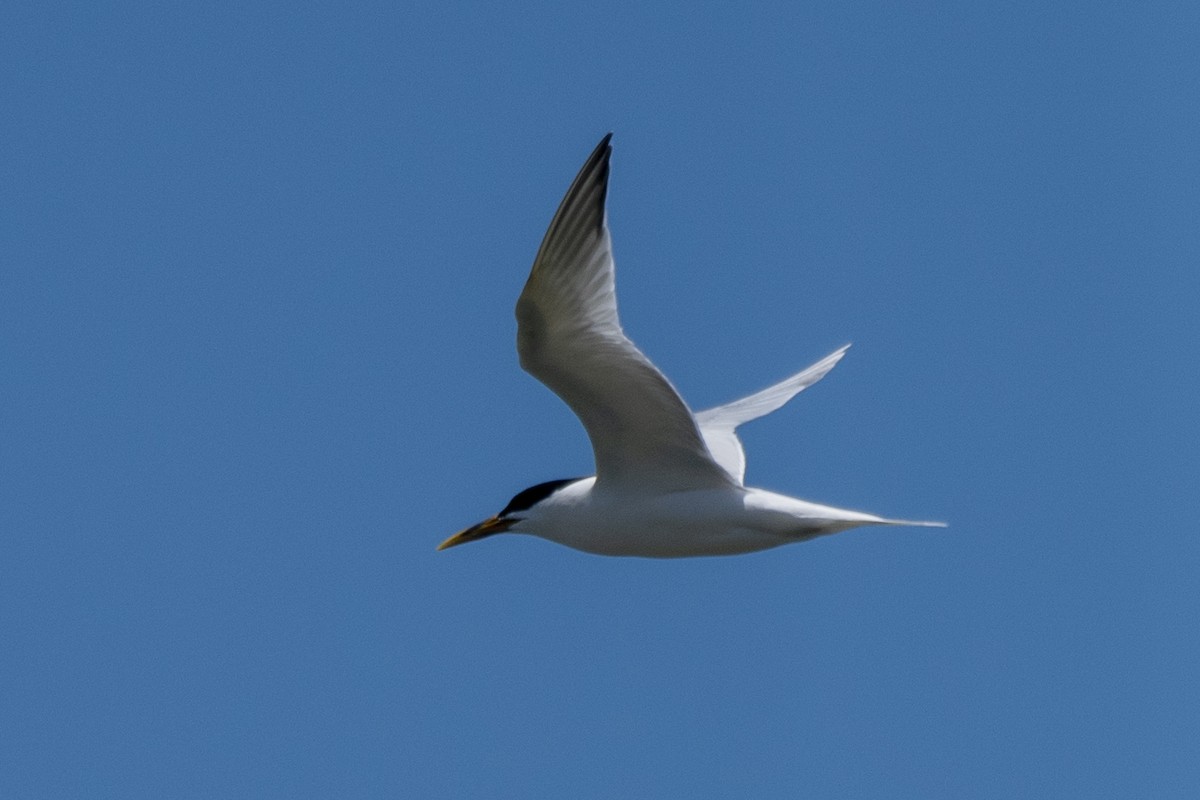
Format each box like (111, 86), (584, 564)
(439, 134), (944, 557)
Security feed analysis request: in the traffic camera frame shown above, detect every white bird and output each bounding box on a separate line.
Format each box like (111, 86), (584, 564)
(439, 134), (944, 557)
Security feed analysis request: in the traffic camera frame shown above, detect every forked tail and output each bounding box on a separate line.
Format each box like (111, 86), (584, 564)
(877, 518), (948, 528)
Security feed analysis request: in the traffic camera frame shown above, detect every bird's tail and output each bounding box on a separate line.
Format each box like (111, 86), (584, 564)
(876, 518), (948, 528)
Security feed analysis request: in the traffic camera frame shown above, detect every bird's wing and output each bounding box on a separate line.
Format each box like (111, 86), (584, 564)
(515, 134), (734, 493)
(694, 345), (850, 483)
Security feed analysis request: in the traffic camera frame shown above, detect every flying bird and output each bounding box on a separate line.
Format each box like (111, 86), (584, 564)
(439, 134), (944, 557)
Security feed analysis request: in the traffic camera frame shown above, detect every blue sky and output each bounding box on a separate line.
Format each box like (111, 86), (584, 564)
(3, 1), (1197, 797)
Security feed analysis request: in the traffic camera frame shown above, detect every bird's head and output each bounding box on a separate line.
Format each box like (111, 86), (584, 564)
(437, 477), (583, 551)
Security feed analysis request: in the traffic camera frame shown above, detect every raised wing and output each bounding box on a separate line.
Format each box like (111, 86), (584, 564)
(695, 345), (850, 483)
(515, 135), (734, 493)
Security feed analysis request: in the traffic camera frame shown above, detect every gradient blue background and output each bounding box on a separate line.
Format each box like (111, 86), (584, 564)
(3, 1), (1197, 797)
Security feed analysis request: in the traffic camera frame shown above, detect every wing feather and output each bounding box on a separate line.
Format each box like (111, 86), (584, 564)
(695, 345), (850, 483)
(515, 135), (733, 493)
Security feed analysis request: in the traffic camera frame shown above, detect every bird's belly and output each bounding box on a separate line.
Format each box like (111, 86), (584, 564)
(532, 490), (819, 558)
(589, 526), (790, 557)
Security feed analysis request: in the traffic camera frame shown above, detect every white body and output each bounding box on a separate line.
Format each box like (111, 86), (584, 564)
(516, 478), (907, 557)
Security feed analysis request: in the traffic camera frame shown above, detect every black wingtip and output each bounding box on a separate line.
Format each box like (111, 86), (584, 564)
(586, 133), (614, 170)
(586, 133), (613, 172)
(528, 133), (615, 269)
(590, 133), (612, 221)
